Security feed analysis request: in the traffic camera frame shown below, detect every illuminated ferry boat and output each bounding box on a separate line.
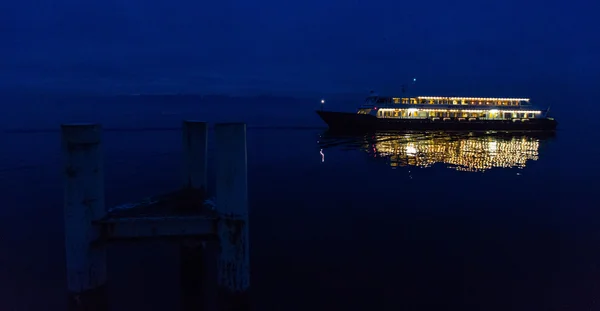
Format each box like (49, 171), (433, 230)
(317, 92), (557, 131)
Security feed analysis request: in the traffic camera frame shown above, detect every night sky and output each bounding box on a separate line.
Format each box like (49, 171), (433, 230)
(0, 0), (596, 98)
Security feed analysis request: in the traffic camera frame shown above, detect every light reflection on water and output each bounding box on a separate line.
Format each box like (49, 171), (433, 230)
(318, 131), (555, 172)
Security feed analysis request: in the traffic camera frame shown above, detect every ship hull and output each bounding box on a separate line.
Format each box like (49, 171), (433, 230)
(316, 110), (558, 132)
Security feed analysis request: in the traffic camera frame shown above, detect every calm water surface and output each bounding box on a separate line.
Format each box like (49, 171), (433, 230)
(1, 113), (599, 310)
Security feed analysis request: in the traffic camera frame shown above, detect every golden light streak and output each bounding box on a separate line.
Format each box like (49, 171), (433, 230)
(366, 134), (540, 172)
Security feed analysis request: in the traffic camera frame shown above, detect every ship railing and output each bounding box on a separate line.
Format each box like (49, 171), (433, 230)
(398, 103), (525, 108)
(390, 116), (428, 119)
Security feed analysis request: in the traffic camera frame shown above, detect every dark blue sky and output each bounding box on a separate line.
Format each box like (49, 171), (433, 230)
(1, 0), (596, 97)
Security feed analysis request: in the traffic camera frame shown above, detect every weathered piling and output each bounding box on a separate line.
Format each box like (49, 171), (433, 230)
(180, 120), (210, 310)
(215, 123), (250, 310)
(61, 123), (108, 311)
(62, 121), (251, 311)
(182, 120), (208, 190)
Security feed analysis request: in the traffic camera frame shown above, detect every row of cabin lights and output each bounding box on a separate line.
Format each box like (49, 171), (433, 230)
(377, 109), (539, 119)
(378, 108), (541, 114)
(392, 97), (528, 106)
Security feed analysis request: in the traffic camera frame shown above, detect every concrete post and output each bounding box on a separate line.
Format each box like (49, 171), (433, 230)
(215, 123), (250, 310)
(182, 121), (208, 190)
(61, 123), (108, 311)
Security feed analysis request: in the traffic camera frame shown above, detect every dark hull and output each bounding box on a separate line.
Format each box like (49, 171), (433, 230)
(316, 110), (558, 132)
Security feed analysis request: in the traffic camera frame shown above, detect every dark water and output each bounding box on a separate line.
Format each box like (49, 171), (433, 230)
(1, 96), (600, 310)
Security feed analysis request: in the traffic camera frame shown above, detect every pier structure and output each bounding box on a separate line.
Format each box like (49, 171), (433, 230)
(61, 121), (250, 311)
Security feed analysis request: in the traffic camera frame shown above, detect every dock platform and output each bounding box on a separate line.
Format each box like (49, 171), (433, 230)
(61, 121), (250, 311)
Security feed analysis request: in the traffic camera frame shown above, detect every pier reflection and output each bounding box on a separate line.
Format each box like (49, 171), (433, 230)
(318, 131), (554, 172)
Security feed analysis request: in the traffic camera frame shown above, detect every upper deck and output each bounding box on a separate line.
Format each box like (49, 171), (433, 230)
(365, 96), (531, 108)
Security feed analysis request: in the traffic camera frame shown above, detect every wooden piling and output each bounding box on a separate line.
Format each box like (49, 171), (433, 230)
(182, 120), (208, 190)
(215, 123), (250, 310)
(61, 123), (108, 311)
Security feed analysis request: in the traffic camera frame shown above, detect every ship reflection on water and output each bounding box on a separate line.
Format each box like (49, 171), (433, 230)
(318, 131), (555, 172)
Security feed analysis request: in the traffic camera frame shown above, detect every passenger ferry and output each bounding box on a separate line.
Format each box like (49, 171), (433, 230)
(317, 91), (557, 131)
